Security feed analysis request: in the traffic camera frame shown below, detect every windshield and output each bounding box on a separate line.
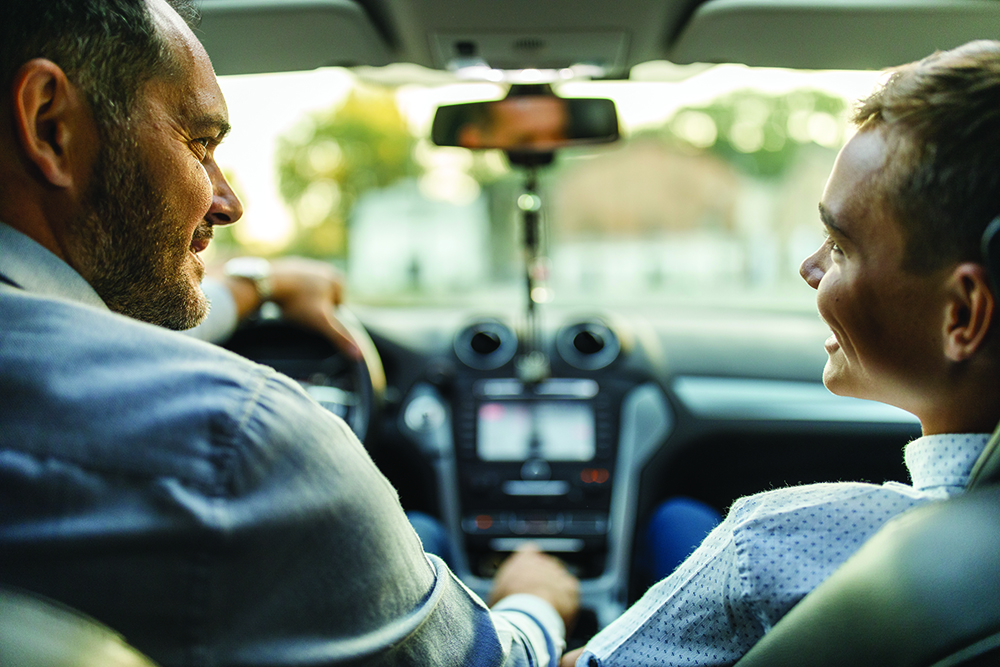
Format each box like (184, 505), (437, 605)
(210, 64), (882, 313)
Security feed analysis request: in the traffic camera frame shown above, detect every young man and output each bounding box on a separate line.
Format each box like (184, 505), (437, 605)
(564, 40), (1000, 667)
(0, 1), (578, 665)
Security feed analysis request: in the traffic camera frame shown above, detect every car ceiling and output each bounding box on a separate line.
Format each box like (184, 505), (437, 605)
(195, 0), (1000, 78)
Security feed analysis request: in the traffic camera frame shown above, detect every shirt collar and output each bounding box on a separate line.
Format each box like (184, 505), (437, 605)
(0, 221), (107, 311)
(905, 433), (992, 492)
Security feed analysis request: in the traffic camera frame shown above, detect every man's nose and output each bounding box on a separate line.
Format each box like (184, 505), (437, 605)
(799, 248), (825, 290)
(205, 160), (243, 226)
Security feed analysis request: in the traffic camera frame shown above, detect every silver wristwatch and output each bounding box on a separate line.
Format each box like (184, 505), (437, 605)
(223, 257), (274, 302)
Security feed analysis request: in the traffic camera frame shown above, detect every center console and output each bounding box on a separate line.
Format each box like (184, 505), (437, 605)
(454, 377), (618, 579)
(398, 318), (673, 628)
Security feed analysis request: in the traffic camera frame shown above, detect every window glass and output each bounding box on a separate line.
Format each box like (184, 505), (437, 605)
(211, 65), (882, 312)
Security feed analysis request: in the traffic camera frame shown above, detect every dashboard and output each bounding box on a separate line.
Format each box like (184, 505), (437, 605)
(228, 304), (921, 631)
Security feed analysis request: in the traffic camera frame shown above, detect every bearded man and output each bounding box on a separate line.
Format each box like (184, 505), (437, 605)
(0, 1), (578, 665)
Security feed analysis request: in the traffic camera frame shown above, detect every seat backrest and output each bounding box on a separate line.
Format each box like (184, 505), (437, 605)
(733, 480), (1000, 667)
(0, 587), (158, 667)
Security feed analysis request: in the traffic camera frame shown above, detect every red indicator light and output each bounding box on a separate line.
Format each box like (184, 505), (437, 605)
(581, 468), (610, 484)
(475, 515), (493, 530)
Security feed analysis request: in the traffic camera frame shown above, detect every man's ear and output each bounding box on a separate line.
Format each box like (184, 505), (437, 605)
(944, 262), (995, 362)
(10, 59), (85, 189)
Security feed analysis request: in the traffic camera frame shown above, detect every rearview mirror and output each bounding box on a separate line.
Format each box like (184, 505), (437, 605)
(431, 91), (620, 152)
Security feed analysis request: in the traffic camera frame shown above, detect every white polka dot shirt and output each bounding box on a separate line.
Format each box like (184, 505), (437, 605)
(578, 433), (991, 667)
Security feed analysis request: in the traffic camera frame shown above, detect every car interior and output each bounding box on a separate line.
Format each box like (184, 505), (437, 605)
(5, 0), (1000, 664)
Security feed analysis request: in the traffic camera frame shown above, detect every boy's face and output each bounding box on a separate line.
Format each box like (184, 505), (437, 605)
(801, 128), (949, 414)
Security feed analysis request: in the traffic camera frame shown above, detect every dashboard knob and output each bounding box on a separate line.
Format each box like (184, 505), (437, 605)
(521, 459), (552, 481)
(403, 394), (446, 432)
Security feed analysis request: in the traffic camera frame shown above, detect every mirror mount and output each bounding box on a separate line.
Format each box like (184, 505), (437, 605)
(514, 166), (551, 384)
(505, 151), (556, 169)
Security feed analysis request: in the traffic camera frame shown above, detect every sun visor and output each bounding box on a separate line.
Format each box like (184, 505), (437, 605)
(670, 0), (1000, 70)
(197, 0), (391, 75)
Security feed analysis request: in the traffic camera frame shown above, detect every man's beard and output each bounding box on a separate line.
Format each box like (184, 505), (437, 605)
(67, 135), (211, 331)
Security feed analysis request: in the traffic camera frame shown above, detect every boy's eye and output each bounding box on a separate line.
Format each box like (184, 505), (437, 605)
(823, 233), (842, 255)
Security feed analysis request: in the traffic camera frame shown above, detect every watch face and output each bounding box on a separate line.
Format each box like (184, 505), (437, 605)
(225, 257), (269, 280)
(224, 257), (273, 300)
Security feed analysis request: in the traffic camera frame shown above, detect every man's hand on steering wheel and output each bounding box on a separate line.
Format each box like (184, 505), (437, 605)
(224, 256), (361, 360)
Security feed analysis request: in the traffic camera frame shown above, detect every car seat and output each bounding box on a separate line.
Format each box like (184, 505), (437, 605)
(0, 586), (158, 667)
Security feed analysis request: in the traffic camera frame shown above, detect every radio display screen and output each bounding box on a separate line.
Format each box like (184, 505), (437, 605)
(477, 400), (595, 461)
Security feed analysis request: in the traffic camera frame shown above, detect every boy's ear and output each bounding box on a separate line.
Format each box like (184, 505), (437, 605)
(10, 58), (86, 189)
(944, 263), (995, 362)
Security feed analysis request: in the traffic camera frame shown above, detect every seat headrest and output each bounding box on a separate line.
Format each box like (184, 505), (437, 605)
(982, 216), (1000, 301)
(969, 217), (1000, 490)
(969, 426), (1000, 489)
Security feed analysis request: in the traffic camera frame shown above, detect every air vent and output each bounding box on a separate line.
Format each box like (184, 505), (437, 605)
(556, 320), (621, 370)
(455, 320), (518, 370)
(513, 38), (546, 52)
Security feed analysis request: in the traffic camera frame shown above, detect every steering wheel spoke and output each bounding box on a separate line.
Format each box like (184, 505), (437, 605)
(223, 312), (383, 445)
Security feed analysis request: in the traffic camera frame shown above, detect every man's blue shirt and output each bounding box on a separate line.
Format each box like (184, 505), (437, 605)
(0, 221), (563, 667)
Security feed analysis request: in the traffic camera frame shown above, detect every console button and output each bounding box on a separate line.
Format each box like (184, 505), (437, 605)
(521, 458), (551, 480)
(509, 513), (565, 535)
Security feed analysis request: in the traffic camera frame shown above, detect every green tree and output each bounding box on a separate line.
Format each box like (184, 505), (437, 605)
(276, 85), (419, 258)
(653, 88), (848, 178)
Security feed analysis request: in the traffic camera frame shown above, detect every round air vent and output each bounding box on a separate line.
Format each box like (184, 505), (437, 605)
(556, 319), (621, 370)
(454, 320), (518, 370)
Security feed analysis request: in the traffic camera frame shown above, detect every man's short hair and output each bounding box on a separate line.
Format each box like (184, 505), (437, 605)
(854, 40), (1000, 274)
(0, 0), (199, 141)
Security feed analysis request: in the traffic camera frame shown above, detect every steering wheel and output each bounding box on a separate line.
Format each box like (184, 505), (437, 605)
(223, 307), (385, 445)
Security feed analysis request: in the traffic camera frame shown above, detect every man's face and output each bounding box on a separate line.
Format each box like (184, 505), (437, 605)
(460, 96), (569, 150)
(70, 0), (242, 330)
(800, 128), (948, 413)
